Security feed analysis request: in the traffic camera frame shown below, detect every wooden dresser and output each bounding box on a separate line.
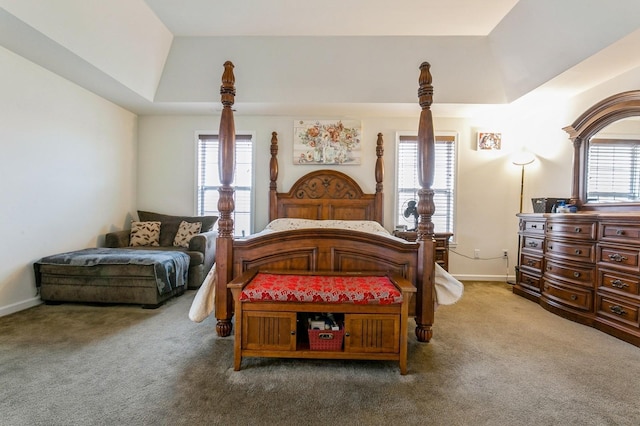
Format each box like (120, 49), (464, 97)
(515, 213), (640, 347)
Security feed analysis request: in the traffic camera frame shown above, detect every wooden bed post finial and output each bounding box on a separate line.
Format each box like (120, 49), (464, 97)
(375, 133), (384, 224)
(269, 132), (279, 221)
(220, 60), (236, 107)
(415, 61), (436, 343)
(417, 61), (435, 240)
(218, 61), (236, 239)
(215, 60), (236, 338)
(375, 133), (384, 192)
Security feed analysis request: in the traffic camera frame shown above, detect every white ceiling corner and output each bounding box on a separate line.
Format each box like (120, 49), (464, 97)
(0, 0), (639, 116)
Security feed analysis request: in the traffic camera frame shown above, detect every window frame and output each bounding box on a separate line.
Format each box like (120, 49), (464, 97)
(587, 137), (640, 203)
(394, 131), (458, 239)
(195, 131), (256, 237)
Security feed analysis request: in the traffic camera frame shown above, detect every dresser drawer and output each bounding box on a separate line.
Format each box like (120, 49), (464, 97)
(520, 253), (543, 273)
(545, 239), (596, 263)
(598, 268), (640, 299)
(520, 218), (545, 235)
(521, 235), (544, 253)
(544, 259), (594, 287)
(519, 270), (541, 293)
(543, 279), (593, 312)
(600, 222), (640, 246)
(597, 244), (640, 273)
(546, 220), (597, 240)
(596, 294), (639, 329)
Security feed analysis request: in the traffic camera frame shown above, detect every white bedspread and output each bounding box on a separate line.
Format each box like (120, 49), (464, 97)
(188, 264), (216, 323)
(189, 219), (464, 322)
(256, 218), (397, 239)
(434, 262), (464, 305)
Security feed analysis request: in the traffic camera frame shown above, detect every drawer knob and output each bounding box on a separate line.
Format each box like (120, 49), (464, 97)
(531, 224), (538, 229)
(527, 260), (535, 266)
(548, 245), (553, 250)
(610, 305), (627, 316)
(547, 266), (552, 271)
(574, 249), (582, 255)
(573, 272), (581, 278)
(574, 227), (581, 233)
(291, 331), (296, 335)
(344, 332), (350, 337)
(570, 294), (578, 301)
(616, 229), (625, 236)
(608, 253), (628, 262)
(611, 279), (629, 289)
(548, 226), (553, 230)
(528, 241), (538, 248)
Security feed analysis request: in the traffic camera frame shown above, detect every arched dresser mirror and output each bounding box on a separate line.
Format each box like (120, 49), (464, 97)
(514, 90), (640, 348)
(563, 90), (640, 211)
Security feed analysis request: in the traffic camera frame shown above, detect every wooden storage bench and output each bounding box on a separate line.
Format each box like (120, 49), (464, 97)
(227, 269), (416, 374)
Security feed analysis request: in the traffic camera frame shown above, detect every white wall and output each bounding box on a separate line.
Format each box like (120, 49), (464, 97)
(0, 46), (137, 316)
(137, 107), (575, 281)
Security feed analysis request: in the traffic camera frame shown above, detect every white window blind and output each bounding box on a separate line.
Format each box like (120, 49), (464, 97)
(396, 134), (456, 234)
(197, 134), (254, 237)
(588, 138), (640, 202)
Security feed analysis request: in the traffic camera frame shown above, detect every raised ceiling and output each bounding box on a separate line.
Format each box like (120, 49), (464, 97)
(1, 0), (639, 117)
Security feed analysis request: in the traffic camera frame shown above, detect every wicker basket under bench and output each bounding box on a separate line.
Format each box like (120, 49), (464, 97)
(227, 269), (416, 374)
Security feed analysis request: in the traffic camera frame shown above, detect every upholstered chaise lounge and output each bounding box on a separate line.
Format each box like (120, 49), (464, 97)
(35, 248), (190, 308)
(105, 210), (217, 289)
(34, 211), (217, 308)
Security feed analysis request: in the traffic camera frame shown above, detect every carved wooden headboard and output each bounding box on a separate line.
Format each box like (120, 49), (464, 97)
(268, 132), (384, 224)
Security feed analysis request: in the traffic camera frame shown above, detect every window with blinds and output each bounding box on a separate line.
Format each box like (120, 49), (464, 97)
(587, 138), (640, 202)
(197, 134), (254, 237)
(396, 133), (456, 234)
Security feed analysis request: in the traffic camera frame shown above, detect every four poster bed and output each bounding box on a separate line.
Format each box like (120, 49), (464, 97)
(211, 61), (455, 344)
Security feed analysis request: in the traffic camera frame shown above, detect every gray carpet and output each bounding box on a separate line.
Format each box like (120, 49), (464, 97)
(1, 281), (639, 426)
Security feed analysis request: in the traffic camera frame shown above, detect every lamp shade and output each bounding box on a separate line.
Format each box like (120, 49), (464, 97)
(511, 151), (536, 166)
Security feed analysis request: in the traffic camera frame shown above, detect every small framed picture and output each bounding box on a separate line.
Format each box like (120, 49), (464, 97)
(477, 132), (502, 150)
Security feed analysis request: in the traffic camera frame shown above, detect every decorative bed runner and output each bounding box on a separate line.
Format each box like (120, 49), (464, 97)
(35, 248), (189, 294)
(239, 273), (402, 304)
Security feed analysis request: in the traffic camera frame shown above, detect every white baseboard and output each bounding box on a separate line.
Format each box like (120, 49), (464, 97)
(452, 274), (515, 282)
(0, 296), (42, 317)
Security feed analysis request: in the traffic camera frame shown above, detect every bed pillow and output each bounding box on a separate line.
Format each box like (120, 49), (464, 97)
(173, 221), (202, 248)
(138, 211), (217, 247)
(129, 221), (161, 247)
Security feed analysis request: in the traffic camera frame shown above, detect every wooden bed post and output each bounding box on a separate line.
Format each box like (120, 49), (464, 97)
(269, 132), (279, 222)
(215, 61), (236, 337)
(375, 132), (384, 224)
(415, 62), (436, 343)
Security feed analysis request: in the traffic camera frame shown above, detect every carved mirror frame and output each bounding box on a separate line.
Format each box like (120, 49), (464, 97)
(563, 90), (640, 211)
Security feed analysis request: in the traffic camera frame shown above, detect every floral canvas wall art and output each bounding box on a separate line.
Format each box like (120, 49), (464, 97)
(293, 120), (361, 164)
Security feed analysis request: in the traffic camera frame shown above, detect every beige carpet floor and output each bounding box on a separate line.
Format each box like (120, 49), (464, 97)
(1, 281), (639, 426)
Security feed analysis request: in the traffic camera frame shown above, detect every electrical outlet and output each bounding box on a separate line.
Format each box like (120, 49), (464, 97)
(474, 249), (480, 259)
(502, 249), (508, 259)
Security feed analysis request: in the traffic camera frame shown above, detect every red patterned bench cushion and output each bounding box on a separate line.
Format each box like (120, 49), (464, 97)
(239, 273), (403, 305)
